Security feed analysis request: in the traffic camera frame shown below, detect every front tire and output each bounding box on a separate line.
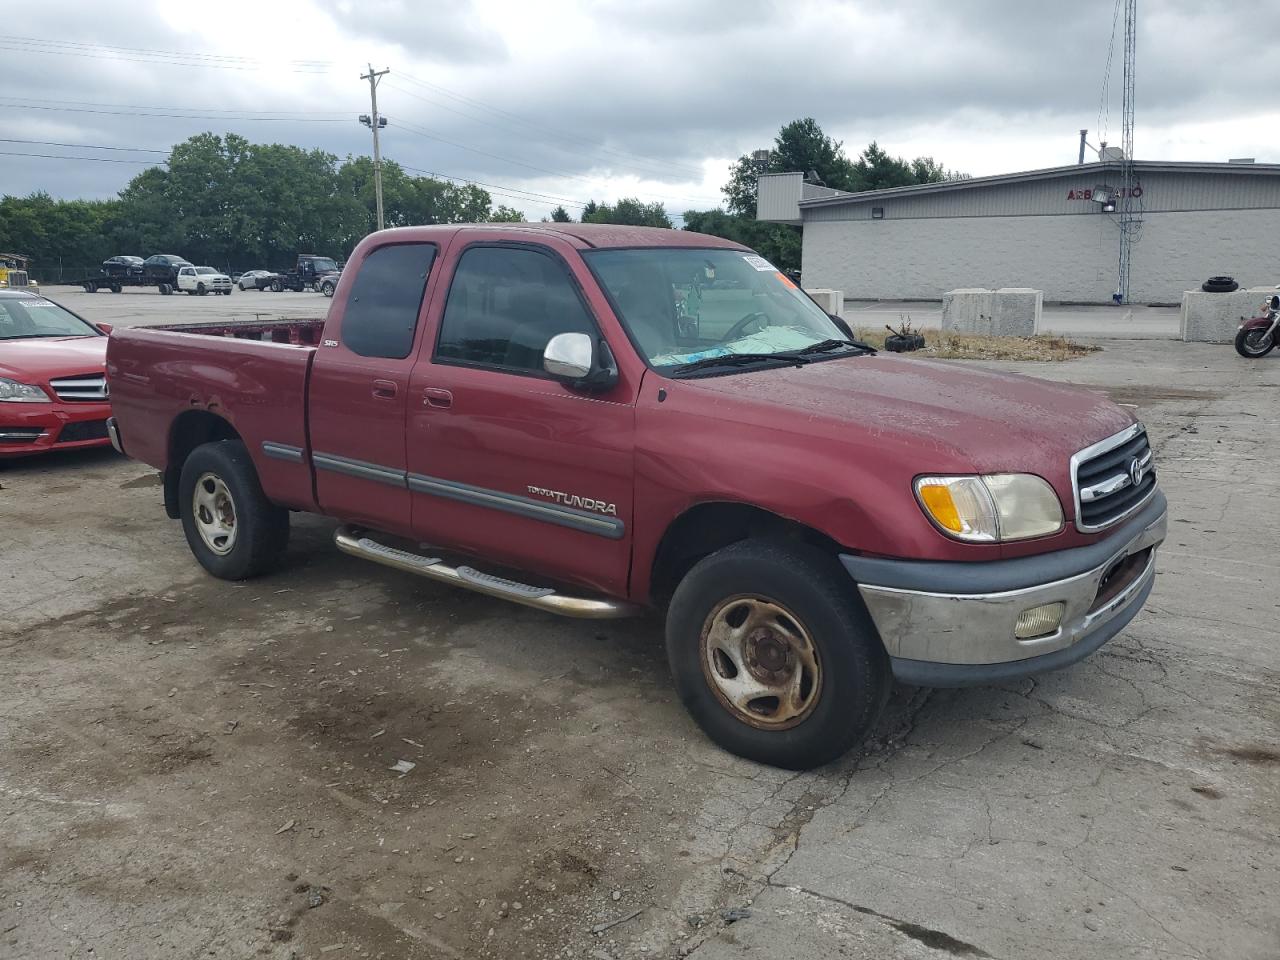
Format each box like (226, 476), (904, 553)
(1235, 325), (1276, 358)
(178, 440), (289, 580)
(270, 278), (282, 292)
(321, 280), (335, 297)
(665, 539), (891, 770)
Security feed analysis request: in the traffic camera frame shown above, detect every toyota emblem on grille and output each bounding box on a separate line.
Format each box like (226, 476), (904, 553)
(1128, 457), (1145, 487)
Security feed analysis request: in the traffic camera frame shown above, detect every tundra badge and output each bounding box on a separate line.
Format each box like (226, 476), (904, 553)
(527, 485), (618, 516)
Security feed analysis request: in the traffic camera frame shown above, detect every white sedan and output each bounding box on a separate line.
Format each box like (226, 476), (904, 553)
(238, 270), (275, 291)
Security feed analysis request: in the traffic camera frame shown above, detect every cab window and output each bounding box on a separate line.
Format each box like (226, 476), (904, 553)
(341, 243), (437, 359)
(435, 245), (595, 373)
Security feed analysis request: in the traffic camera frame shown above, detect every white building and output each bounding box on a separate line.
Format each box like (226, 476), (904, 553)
(756, 161), (1280, 304)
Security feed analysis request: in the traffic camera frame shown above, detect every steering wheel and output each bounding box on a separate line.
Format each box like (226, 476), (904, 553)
(721, 311), (770, 342)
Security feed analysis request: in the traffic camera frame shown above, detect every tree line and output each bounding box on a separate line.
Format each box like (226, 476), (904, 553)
(0, 120), (955, 279)
(0, 132), (523, 279)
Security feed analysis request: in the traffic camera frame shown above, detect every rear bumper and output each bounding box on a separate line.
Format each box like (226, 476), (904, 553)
(841, 491), (1167, 686)
(0, 401), (114, 457)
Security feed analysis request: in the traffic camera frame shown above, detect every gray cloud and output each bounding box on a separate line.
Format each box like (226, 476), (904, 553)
(2, 0), (1276, 215)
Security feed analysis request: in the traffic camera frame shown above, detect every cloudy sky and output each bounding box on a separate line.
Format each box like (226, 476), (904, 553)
(3, 0), (1277, 221)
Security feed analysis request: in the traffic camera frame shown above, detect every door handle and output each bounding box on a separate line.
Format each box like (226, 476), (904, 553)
(423, 387), (453, 409)
(372, 379), (397, 400)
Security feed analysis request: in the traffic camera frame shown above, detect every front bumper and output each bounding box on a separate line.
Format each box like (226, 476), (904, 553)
(0, 401), (114, 457)
(842, 491), (1167, 686)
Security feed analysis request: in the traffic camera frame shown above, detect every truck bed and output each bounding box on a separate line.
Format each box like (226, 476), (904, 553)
(106, 319), (322, 512)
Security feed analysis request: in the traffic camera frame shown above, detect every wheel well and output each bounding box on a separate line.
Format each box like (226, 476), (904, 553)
(163, 411), (241, 518)
(649, 502), (843, 606)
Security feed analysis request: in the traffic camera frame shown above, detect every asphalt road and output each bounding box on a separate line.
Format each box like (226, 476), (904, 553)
(1, 338), (1276, 959)
(41, 283), (330, 328)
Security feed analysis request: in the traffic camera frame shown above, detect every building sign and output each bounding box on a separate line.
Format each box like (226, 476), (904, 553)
(1067, 185), (1143, 200)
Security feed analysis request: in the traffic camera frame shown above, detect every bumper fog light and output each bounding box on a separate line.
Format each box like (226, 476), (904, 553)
(1014, 602), (1065, 640)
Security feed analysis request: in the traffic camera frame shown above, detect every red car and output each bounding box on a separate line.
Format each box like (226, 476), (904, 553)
(0, 290), (113, 457)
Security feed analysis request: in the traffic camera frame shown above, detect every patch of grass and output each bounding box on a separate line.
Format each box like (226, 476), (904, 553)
(855, 328), (1100, 362)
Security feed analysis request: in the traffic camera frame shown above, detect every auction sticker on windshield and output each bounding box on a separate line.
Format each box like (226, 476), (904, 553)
(742, 255), (777, 271)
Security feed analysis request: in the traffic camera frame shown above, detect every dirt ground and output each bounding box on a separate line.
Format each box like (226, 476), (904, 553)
(2, 338), (1277, 960)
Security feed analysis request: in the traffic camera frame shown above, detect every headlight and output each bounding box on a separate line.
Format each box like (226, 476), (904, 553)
(0, 377), (52, 402)
(915, 474), (1063, 542)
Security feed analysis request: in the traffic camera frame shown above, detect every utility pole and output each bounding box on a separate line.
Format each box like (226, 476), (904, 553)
(1116, 0), (1139, 304)
(360, 64), (390, 231)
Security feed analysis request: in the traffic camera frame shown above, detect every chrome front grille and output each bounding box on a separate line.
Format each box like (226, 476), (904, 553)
(1072, 424), (1157, 532)
(48, 374), (108, 402)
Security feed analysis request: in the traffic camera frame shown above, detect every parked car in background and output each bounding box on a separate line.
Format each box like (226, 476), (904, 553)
(141, 254), (192, 294)
(238, 270), (277, 291)
(176, 266), (233, 296)
(268, 254), (341, 295)
(0, 290), (112, 457)
(101, 256), (144, 278)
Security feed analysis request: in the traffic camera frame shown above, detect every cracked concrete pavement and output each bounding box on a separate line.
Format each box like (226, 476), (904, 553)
(1, 335), (1277, 959)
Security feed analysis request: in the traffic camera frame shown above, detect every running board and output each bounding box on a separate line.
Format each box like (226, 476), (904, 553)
(333, 526), (640, 620)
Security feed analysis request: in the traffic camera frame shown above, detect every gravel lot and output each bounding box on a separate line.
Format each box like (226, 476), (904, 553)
(2, 297), (1277, 960)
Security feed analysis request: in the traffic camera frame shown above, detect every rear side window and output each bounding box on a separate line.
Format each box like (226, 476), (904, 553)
(342, 243), (437, 359)
(435, 245), (595, 373)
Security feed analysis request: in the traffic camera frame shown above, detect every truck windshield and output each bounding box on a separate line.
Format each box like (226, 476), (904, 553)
(0, 297), (99, 339)
(309, 258), (339, 273)
(584, 248), (850, 373)
(196, 267), (218, 275)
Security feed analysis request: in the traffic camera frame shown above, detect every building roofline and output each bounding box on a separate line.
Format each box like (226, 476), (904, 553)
(796, 160), (1280, 208)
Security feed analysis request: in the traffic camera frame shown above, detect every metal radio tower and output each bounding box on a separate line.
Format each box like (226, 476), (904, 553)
(1116, 0), (1140, 303)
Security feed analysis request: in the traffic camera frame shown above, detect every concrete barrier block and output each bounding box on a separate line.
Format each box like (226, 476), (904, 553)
(994, 287), (1042, 337)
(1180, 287), (1275, 343)
(804, 288), (844, 315)
(941, 288), (995, 333)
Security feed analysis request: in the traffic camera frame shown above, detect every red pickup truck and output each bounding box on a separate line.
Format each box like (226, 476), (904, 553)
(106, 224), (1166, 769)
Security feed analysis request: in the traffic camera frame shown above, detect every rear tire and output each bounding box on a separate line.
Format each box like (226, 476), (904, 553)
(178, 440), (289, 580)
(1235, 325), (1276, 358)
(665, 538), (891, 770)
(270, 278), (282, 292)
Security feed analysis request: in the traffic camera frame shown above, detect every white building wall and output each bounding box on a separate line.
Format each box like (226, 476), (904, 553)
(802, 208), (1280, 303)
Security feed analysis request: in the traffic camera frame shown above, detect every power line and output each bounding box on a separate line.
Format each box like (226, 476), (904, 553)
(384, 79), (702, 185)
(0, 95), (349, 117)
(389, 118), (719, 208)
(0, 149), (157, 165)
(0, 100), (351, 123)
(0, 137), (168, 154)
(395, 163), (587, 209)
(0, 35), (328, 72)
(397, 72), (704, 179)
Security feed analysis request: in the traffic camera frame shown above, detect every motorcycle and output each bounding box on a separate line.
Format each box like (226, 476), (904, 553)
(1235, 286), (1280, 358)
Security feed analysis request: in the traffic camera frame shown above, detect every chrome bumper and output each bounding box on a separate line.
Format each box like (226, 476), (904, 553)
(106, 417), (124, 455)
(843, 493), (1167, 685)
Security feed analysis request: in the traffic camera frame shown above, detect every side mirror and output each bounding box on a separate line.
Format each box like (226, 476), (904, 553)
(97, 322), (114, 335)
(828, 313), (856, 340)
(543, 332), (618, 391)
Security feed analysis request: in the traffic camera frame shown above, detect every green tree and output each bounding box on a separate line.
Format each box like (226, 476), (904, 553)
(549, 205), (572, 222)
(489, 205), (525, 222)
(581, 197), (672, 228)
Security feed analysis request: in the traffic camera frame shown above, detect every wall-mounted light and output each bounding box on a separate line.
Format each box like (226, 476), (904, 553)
(871, 206), (885, 219)
(1092, 185), (1116, 213)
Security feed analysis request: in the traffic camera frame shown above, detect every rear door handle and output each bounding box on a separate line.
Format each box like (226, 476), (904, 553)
(372, 379), (397, 400)
(423, 387), (453, 409)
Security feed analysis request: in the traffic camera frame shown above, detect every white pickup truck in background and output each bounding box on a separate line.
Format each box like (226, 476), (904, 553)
(175, 265), (233, 296)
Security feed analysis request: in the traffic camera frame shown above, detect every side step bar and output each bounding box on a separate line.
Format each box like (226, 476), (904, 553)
(334, 526), (641, 620)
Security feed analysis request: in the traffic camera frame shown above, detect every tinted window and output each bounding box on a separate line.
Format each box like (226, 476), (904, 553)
(341, 243), (436, 359)
(436, 246), (595, 373)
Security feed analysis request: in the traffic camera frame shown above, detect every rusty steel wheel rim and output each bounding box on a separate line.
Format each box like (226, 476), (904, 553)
(193, 472), (237, 556)
(700, 596), (822, 730)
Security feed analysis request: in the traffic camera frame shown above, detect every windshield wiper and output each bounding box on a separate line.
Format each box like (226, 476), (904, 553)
(671, 352), (811, 376)
(792, 338), (877, 357)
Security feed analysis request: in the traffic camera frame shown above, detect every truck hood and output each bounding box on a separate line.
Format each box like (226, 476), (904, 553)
(680, 354), (1134, 475)
(0, 336), (107, 382)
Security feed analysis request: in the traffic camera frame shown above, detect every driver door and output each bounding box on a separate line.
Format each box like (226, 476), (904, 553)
(405, 238), (639, 597)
